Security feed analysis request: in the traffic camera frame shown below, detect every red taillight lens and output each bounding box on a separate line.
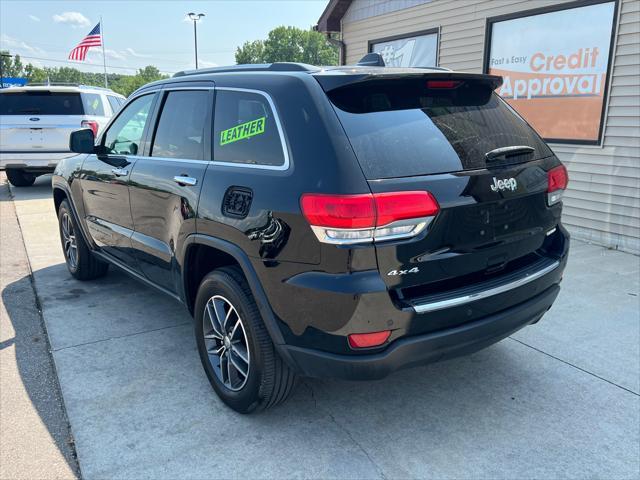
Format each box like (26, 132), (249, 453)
(547, 165), (568, 192)
(301, 191), (440, 244)
(81, 120), (99, 137)
(427, 80), (462, 89)
(300, 191), (439, 228)
(348, 330), (391, 349)
(300, 194), (375, 229)
(374, 191), (439, 226)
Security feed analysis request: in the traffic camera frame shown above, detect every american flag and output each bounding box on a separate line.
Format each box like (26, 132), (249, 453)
(68, 22), (102, 61)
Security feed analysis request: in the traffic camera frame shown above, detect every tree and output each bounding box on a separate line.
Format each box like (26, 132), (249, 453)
(235, 40), (265, 65)
(235, 26), (338, 66)
(0, 52), (168, 97)
(1, 50), (25, 77)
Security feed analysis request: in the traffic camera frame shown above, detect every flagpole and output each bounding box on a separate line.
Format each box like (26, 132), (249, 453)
(100, 16), (108, 88)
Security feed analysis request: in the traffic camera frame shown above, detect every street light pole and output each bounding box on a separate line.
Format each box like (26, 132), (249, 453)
(187, 12), (205, 69)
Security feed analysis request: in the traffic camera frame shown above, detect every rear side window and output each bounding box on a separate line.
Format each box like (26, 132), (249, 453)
(151, 90), (209, 160)
(213, 90), (286, 167)
(329, 79), (553, 179)
(107, 95), (123, 114)
(0, 91), (83, 115)
(82, 93), (105, 116)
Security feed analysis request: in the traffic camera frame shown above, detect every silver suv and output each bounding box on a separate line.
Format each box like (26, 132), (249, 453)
(0, 84), (125, 186)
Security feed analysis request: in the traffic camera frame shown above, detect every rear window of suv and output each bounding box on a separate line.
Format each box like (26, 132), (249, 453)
(0, 91), (84, 115)
(328, 78), (553, 179)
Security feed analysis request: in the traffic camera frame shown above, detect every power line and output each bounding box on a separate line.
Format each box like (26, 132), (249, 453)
(6, 54), (177, 74)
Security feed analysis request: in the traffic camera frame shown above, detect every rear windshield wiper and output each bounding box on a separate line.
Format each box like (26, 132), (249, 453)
(485, 145), (535, 162)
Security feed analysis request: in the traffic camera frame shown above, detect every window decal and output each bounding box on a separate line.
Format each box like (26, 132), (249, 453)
(220, 116), (265, 146)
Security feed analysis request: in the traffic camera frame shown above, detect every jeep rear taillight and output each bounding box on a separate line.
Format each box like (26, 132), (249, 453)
(300, 191), (439, 245)
(81, 120), (99, 137)
(547, 165), (568, 206)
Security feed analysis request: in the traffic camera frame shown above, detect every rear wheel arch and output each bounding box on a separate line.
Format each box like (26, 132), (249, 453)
(180, 235), (288, 349)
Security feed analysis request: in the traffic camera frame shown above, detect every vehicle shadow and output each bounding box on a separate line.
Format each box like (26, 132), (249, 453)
(0, 174), (54, 202)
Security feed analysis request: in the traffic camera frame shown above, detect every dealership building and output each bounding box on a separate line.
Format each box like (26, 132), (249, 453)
(317, 0), (639, 254)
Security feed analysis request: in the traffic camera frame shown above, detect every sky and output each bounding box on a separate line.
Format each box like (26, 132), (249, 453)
(0, 0), (329, 75)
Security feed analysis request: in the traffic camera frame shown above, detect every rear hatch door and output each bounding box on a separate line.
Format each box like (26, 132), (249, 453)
(0, 90), (86, 152)
(321, 71), (562, 293)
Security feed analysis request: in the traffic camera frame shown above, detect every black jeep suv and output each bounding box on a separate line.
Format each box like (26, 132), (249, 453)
(53, 61), (569, 413)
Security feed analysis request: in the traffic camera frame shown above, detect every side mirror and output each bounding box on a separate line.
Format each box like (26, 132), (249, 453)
(69, 128), (96, 154)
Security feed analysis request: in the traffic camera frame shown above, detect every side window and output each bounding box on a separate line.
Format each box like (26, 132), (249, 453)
(213, 90), (286, 167)
(150, 90), (209, 160)
(82, 93), (105, 116)
(107, 95), (122, 115)
(103, 94), (154, 156)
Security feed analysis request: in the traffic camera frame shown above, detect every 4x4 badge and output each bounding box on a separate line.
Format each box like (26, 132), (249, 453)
(387, 267), (420, 276)
(490, 177), (518, 192)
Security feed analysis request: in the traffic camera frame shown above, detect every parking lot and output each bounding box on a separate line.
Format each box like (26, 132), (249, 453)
(2, 173), (639, 479)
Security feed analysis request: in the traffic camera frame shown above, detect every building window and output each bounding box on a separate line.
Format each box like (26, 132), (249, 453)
(370, 30), (438, 68)
(485, 0), (618, 145)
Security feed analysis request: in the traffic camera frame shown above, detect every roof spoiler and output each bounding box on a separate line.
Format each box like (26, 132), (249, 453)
(314, 71), (504, 92)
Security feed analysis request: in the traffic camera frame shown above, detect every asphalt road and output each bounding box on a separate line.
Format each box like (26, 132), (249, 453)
(0, 173), (79, 479)
(2, 174), (639, 479)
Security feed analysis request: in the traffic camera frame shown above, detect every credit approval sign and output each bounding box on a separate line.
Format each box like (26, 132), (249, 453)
(487, 1), (616, 143)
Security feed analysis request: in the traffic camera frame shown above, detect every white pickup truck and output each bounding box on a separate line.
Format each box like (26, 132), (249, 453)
(0, 84), (125, 186)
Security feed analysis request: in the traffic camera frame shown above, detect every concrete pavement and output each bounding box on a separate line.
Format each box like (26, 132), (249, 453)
(0, 174), (79, 479)
(3, 174), (640, 479)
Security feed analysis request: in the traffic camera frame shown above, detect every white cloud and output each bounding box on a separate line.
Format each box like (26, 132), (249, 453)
(198, 59), (218, 68)
(52, 12), (91, 28)
(125, 47), (151, 58)
(28, 15), (40, 22)
(87, 48), (125, 61)
(0, 33), (47, 56)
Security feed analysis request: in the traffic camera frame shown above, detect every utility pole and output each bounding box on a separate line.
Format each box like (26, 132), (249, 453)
(187, 13), (205, 69)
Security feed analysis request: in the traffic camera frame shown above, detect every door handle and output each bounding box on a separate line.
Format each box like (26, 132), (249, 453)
(173, 175), (197, 187)
(111, 167), (129, 177)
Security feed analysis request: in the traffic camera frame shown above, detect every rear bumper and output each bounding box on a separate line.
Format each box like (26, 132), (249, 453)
(282, 283), (560, 380)
(0, 152), (76, 171)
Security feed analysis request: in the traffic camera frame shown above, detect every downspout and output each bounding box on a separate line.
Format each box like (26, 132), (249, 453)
(325, 33), (346, 66)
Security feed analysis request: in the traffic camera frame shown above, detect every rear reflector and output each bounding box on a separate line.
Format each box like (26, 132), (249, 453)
(348, 330), (391, 349)
(301, 191), (440, 244)
(427, 80), (462, 89)
(547, 165), (569, 206)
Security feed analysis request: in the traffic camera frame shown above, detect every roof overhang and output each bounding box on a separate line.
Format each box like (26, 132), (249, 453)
(316, 0), (352, 32)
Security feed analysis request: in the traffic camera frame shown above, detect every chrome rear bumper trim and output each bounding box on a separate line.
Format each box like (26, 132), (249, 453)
(412, 260), (560, 314)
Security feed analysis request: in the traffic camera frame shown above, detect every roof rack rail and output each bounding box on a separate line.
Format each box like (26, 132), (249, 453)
(21, 82), (114, 90)
(26, 82), (81, 87)
(173, 62), (319, 77)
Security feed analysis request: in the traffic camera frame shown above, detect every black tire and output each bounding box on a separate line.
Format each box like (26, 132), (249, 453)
(57, 200), (109, 280)
(195, 266), (296, 413)
(6, 169), (36, 187)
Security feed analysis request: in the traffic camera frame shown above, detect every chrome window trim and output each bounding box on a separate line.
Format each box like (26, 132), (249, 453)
(412, 260), (561, 314)
(213, 87), (290, 171)
(134, 155), (210, 165)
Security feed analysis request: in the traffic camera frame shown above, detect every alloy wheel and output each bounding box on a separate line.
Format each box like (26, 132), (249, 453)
(202, 295), (250, 391)
(61, 212), (78, 270)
